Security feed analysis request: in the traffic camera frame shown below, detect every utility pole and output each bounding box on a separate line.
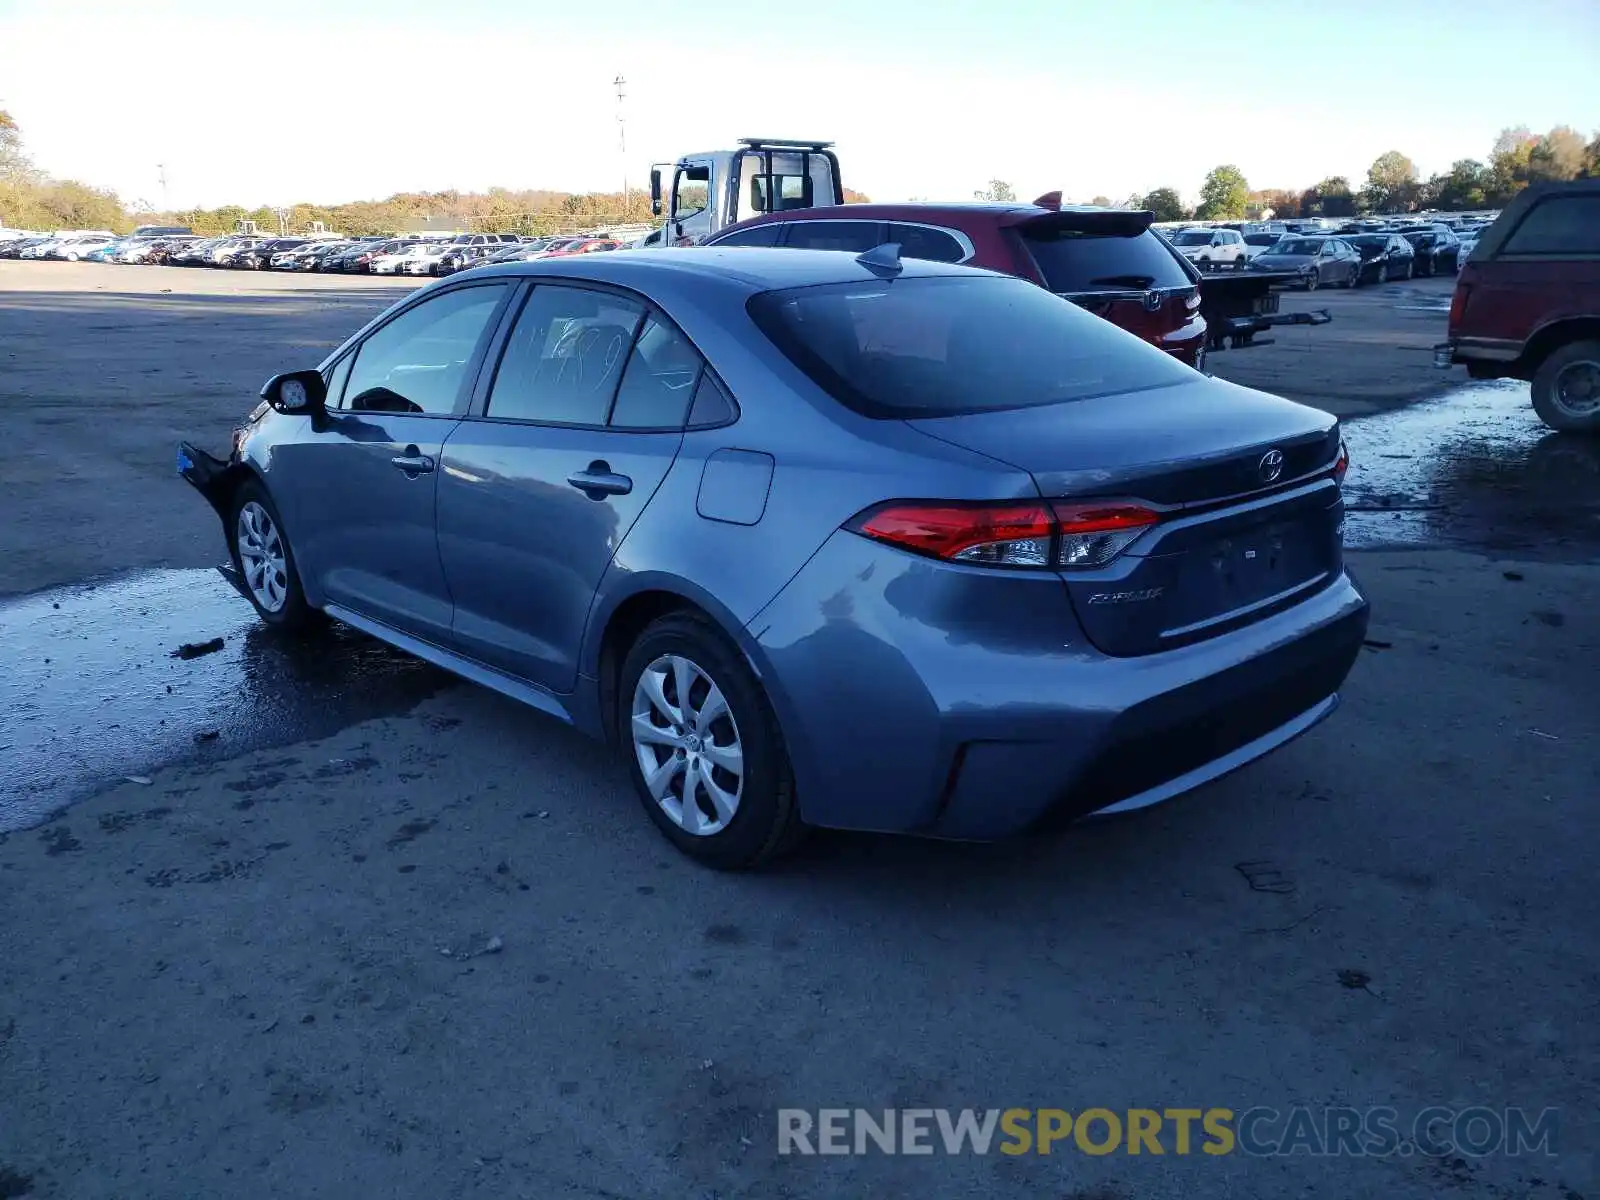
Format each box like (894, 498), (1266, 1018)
(614, 74), (628, 213)
(157, 163), (169, 212)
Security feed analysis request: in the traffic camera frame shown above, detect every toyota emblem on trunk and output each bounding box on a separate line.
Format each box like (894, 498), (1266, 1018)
(1258, 449), (1285, 483)
(1142, 290), (1163, 312)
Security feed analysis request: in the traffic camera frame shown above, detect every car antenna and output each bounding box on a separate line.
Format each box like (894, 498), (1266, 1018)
(856, 242), (903, 277)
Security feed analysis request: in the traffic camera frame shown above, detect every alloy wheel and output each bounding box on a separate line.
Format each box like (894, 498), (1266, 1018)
(236, 500), (289, 613)
(630, 653), (744, 837)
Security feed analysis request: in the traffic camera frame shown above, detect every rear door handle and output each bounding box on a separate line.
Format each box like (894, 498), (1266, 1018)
(391, 450), (435, 475)
(567, 462), (632, 499)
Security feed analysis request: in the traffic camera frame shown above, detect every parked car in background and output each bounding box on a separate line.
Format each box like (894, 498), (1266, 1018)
(1453, 230), (1480, 265)
(125, 236), (198, 264)
(1250, 236), (1363, 290)
(1401, 228), (1460, 276)
(1170, 226), (1248, 268)
(542, 237), (623, 257)
(1345, 233), (1416, 284)
(370, 243), (430, 274)
(401, 242), (455, 275)
(1438, 179), (1600, 432)
(48, 234), (118, 261)
(229, 238), (308, 270)
(1240, 232), (1283, 263)
(176, 248), (1365, 869)
(323, 240), (404, 273)
(705, 198), (1208, 367)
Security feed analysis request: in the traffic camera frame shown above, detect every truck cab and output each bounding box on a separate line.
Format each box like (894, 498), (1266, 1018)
(642, 138), (842, 248)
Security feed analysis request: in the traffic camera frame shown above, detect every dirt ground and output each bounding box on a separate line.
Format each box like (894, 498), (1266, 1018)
(0, 260), (1595, 1200)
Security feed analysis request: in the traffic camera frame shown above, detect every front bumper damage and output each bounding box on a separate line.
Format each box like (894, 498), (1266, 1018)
(176, 440), (253, 602)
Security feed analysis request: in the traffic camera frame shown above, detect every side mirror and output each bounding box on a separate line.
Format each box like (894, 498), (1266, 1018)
(260, 369), (327, 415)
(649, 168), (662, 217)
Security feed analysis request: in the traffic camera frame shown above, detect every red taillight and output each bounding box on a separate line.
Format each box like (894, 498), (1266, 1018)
(1447, 282), (1468, 331)
(1333, 440), (1350, 484)
(852, 500), (1159, 569)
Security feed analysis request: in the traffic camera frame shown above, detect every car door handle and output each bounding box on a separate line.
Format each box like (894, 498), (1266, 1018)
(391, 450), (435, 474)
(567, 462), (632, 498)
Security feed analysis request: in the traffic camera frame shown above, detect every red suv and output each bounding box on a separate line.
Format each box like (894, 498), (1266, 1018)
(1438, 179), (1600, 433)
(704, 196), (1208, 368)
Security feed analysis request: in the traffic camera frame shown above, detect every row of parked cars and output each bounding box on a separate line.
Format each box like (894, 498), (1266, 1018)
(1162, 218), (1494, 289)
(0, 229), (629, 274)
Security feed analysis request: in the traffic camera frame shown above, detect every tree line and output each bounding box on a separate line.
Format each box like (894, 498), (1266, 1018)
(1129, 125), (1599, 223)
(1, 111), (872, 236)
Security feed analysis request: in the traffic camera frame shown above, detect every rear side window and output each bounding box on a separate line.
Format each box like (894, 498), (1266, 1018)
(608, 318), (703, 429)
(486, 286), (645, 426)
(889, 223), (968, 263)
(1501, 197), (1600, 255)
(748, 275), (1194, 420)
(782, 221), (883, 252)
(1020, 228), (1193, 292)
(714, 223), (783, 248)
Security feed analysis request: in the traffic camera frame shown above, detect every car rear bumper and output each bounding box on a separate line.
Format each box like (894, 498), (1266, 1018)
(1435, 336), (1521, 370)
(747, 530), (1369, 839)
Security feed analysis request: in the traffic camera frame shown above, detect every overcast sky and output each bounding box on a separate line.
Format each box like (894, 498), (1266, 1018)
(2, 0), (1597, 210)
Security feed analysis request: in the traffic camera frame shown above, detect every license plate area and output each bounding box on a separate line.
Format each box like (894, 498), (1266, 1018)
(1165, 521), (1328, 637)
(1253, 292), (1280, 315)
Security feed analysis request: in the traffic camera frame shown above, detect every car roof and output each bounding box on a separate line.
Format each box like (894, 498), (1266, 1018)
(465, 247), (993, 295)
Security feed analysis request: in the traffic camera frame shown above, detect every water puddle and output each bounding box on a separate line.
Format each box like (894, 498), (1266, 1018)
(1342, 380), (1600, 559)
(0, 568), (450, 832)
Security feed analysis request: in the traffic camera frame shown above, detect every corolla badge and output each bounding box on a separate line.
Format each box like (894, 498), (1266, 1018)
(1258, 449), (1285, 484)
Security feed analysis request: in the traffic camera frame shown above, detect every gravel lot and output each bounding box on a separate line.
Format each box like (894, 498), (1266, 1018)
(0, 260), (1595, 1200)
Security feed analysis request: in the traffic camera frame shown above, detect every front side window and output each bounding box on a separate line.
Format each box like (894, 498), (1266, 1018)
(486, 286), (645, 425)
(749, 275), (1194, 420)
(713, 223), (784, 248)
(674, 166), (710, 219)
(344, 284), (509, 415)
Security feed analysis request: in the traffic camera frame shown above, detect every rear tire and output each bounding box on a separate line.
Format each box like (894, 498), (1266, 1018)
(227, 480), (322, 632)
(1531, 340), (1600, 434)
(619, 613), (804, 870)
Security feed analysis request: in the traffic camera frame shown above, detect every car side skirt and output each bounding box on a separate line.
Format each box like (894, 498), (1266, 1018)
(322, 602), (602, 736)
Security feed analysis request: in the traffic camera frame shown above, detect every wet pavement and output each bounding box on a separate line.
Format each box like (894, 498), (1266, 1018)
(1342, 380), (1600, 559)
(0, 568), (451, 832)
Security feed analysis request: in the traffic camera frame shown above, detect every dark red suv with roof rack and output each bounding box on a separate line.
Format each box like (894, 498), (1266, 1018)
(704, 194), (1208, 368)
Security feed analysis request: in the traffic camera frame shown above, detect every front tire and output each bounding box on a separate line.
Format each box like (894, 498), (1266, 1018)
(1345, 265), (1360, 288)
(1531, 340), (1600, 434)
(1304, 270), (1320, 292)
(619, 613), (804, 870)
(228, 480), (321, 631)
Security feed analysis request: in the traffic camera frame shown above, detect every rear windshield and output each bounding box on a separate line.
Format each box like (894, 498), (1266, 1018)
(1020, 228), (1193, 292)
(747, 274), (1195, 420)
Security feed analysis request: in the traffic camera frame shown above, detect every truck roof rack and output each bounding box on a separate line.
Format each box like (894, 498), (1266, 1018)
(739, 137), (835, 151)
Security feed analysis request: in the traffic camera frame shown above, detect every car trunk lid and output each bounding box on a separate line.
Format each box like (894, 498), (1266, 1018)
(908, 377), (1345, 656)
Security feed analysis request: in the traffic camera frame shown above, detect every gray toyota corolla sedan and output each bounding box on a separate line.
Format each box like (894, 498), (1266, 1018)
(178, 247), (1368, 869)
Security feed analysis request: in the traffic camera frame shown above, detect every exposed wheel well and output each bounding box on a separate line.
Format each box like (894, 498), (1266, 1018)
(203, 464), (258, 527)
(596, 590), (710, 747)
(1521, 319), (1600, 374)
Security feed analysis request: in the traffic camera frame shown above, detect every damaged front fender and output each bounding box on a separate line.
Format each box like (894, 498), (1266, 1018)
(176, 439), (249, 522)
